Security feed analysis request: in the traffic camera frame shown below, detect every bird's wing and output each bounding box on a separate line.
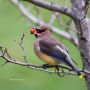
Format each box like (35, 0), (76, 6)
(39, 39), (73, 67)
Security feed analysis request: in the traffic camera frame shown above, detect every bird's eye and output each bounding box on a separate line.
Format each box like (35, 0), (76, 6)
(36, 28), (46, 33)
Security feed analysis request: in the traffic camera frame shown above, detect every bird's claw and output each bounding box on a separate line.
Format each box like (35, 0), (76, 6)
(55, 65), (65, 77)
(42, 64), (49, 69)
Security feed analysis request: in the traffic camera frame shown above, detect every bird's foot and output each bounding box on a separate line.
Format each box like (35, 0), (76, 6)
(55, 65), (65, 77)
(42, 64), (49, 69)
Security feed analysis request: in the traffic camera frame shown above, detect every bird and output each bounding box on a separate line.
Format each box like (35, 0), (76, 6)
(30, 25), (82, 78)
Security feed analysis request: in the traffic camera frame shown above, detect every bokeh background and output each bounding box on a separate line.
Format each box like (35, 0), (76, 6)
(0, 0), (87, 90)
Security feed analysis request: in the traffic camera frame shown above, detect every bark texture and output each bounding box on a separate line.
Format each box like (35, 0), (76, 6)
(71, 0), (90, 89)
(76, 18), (90, 90)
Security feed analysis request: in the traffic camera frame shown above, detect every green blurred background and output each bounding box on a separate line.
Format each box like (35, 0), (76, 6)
(0, 0), (87, 90)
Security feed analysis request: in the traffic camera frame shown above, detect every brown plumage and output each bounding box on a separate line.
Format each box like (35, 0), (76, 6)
(33, 25), (66, 64)
(30, 25), (82, 77)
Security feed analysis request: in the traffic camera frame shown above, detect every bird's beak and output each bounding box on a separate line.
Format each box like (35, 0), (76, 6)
(33, 31), (37, 35)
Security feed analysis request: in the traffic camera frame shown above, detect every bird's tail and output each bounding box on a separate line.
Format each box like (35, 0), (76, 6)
(73, 67), (82, 79)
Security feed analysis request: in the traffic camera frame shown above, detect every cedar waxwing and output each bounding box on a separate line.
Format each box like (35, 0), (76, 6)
(30, 25), (82, 78)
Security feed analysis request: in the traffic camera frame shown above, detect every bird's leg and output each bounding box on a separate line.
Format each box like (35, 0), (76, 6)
(42, 64), (50, 69)
(55, 65), (65, 77)
(55, 65), (61, 77)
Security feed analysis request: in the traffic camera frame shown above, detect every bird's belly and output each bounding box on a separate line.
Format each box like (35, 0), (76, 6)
(37, 52), (60, 65)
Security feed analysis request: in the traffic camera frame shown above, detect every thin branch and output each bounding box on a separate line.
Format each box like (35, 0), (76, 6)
(0, 48), (90, 76)
(55, 13), (81, 34)
(10, 0), (74, 42)
(26, 5), (32, 11)
(23, 0), (73, 18)
(14, 33), (28, 63)
(34, 6), (42, 21)
(0, 34), (89, 77)
(49, 12), (59, 25)
(4, 48), (12, 59)
(68, 20), (79, 47)
(0, 48), (76, 76)
(48, 24), (71, 39)
(69, 30), (79, 47)
(54, 13), (79, 47)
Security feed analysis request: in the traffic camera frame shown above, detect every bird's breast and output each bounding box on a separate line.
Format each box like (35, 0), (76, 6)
(34, 42), (60, 65)
(37, 51), (59, 65)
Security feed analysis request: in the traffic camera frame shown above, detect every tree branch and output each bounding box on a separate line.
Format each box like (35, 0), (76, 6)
(55, 13), (81, 34)
(14, 33), (28, 63)
(10, 0), (79, 47)
(22, 0), (73, 18)
(0, 34), (89, 77)
(0, 46), (90, 76)
(49, 12), (59, 25)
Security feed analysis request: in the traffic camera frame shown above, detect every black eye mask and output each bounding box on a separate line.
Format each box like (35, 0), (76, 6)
(36, 28), (46, 33)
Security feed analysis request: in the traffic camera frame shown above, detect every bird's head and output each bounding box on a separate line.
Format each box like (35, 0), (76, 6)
(30, 25), (50, 38)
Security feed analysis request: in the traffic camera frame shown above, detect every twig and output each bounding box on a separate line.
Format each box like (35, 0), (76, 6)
(0, 31), (89, 77)
(22, 0), (73, 17)
(69, 30), (79, 47)
(34, 6), (42, 21)
(10, 0), (79, 47)
(4, 48), (12, 59)
(14, 33), (28, 63)
(0, 45), (90, 77)
(10, 0), (74, 42)
(49, 12), (59, 25)
(55, 13), (81, 34)
(69, 20), (79, 48)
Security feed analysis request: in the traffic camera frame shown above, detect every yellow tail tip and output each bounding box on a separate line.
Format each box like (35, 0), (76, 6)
(79, 75), (83, 79)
